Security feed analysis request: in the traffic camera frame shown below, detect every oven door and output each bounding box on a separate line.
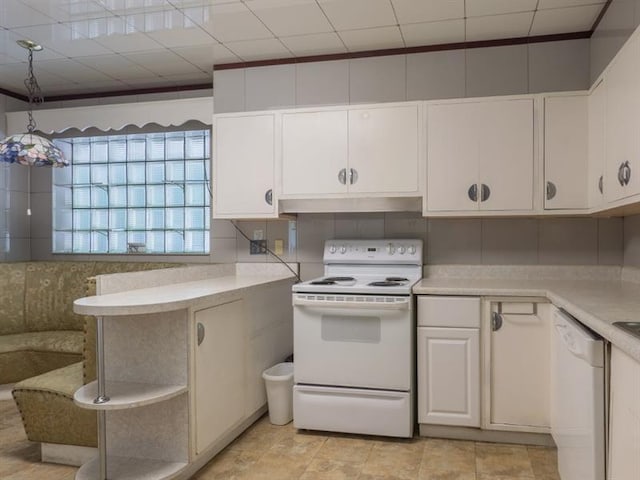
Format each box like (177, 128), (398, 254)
(293, 293), (412, 390)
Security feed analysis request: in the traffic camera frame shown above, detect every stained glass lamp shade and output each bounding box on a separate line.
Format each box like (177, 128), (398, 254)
(0, 40), (68, 168)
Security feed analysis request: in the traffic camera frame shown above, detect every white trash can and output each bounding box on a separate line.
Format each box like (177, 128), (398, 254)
(262, 362), (294, 425)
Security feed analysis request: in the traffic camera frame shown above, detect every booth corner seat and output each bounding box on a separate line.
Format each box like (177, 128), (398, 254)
(4, 261), (181, 449)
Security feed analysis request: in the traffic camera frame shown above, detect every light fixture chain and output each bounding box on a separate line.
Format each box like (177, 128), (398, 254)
(24, 47), (44, 133)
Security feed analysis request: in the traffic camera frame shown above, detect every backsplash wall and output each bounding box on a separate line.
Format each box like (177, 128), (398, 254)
(234, 214), (624, 281)
(624, 214), (640, 267)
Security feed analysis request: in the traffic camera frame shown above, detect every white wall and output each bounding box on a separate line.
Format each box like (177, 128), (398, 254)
(214, 40), (590, 114)
(0, 94), (31, 262)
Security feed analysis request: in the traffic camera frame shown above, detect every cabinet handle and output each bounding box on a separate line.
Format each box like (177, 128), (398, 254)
(598, 175), (603, 194)
(197, 322), (205, 346)
(481, 183), (491, 202)
(623, 161), (632, 186)
(264, 189), (273, 206)
(468, 184), (478, 202)
(618, 162), (626, 186)
(546, 181), (557, 201)
(491, 312), (503, 332)
(338, 168), (347, 185)
(349, 168), (358, 185)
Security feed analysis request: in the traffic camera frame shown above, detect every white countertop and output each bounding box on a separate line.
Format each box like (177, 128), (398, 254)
(414, 277), (640, 363)
(74, 273), (294, 316)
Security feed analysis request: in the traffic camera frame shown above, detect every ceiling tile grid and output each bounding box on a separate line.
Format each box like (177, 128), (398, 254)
(0, 0), (609, 96)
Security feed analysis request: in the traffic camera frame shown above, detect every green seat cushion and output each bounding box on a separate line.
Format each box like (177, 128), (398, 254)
(0, 331), (84, 355)
(12, 362), (97, 447)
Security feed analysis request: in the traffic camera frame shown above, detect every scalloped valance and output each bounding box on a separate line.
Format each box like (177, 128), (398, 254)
(6, 97), (213, 135)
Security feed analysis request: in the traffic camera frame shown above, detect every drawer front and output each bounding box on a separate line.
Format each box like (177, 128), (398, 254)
(293, 385), (412, 438)
(418, 296), (480, 328)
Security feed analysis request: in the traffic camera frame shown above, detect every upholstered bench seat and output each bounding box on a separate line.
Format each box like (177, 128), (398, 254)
(12, 362), (97, 447)
(0, 331), (84, 384)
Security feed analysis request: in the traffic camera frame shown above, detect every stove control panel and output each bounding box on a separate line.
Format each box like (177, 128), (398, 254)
(323, 239), (423, 265)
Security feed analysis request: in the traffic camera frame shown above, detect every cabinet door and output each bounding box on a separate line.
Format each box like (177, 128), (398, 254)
(348, 104), (420, 194)
(214, 115), (276, 217)
(427, 102), (480, 211)
(194, 300), (246, 454)
(281, 110), (348, 196)
(487, 302), (550, 431)
(605, 34), (640, 203)
(417, 327), (480, 427)
(479, 99), (534, 211)
(588, 80), (606, 208)
(608, 346), (640, 480)
(544, 95), (588, 210)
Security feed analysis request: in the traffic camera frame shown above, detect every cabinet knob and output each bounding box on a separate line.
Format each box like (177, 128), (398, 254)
(598, 175), (603, 194)
(349, 168), (358, 185)
(491, 312), (503, 332)
(623, 161), (632, 186)
(468, 184), (478, 202)
(197, 322), (205, 346)
(481, 184), (491, 202)
(338, 168), (347, 185)
(618, 162), (626, 186)
(546, 181), (557, 201)
(264, 189), (273, 206)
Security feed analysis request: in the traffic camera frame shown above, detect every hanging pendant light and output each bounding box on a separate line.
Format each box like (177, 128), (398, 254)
(0, 40), (68, 168)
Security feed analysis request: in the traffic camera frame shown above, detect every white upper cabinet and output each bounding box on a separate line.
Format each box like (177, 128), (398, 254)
(605, 33), (640, 204)
(213, 113), (277, 218)
(544, 95), (588, 210)
(427, 98), (534, 213)
(280, 103), (421, 198)
(281, 110), (348, 196)
(588, 81), (606, 209)
(348, 105), (420, 194)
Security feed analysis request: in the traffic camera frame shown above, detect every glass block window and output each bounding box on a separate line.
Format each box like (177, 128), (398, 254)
(52, 130), (210, 254)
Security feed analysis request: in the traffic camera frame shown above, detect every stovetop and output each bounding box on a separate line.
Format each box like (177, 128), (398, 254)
(293, 239), (424, 296)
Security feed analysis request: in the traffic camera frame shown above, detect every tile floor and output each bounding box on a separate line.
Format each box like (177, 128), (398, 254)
(0, 399), (560, 480)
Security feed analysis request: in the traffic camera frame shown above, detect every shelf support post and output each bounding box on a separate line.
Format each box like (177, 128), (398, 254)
(94, 315), (109, 479)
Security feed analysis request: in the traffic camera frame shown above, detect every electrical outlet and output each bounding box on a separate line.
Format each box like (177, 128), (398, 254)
(274, 239), (284, 255)
(250, 239), (267, 254)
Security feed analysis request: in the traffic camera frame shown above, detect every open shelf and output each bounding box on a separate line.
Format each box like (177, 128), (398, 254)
(74, 380), (187, 410)
(75, 455), (187, 480)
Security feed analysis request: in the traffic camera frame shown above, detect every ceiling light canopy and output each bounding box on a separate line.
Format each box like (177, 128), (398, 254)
(0, 40), (68, 168)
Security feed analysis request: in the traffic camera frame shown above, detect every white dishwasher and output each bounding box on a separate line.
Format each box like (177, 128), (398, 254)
(551, 308), (605, 480)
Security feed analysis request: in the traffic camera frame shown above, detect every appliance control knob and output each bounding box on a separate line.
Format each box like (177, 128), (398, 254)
(387, 243), (395, 255)
(340, 245), (347, 254)
(408, 245), (416, 255)
(398, 246), (406, 255)
(329, 245), (337, 254)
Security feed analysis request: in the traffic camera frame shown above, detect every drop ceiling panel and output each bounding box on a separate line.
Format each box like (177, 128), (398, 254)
(538, 0), (606, 9)
(466, 12), (535, 42)
(391, 0), (464, 24)
(280, 32), (347, 56)
(339, 26), (404, 52)
(465, 0), (538, 17)
(401, 19), (465, 47)
(318, 0), (397, 31)
(123, 50), (204, 75)
(530, 4), (602, 35)
(246, 0), (333, 37)
(75, 55), (156, 80)
(0, 1), (57, 28)
(206, 3), (273, 42)
(225, 38), (293, 61)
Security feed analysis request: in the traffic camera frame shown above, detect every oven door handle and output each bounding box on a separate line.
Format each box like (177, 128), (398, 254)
(293, 296), (410, 310)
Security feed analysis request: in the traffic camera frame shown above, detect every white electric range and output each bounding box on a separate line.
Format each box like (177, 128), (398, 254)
(292, 239), (423, 438)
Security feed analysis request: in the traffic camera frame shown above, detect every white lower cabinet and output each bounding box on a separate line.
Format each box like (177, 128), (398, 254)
(483, 300), (550, 432)
(608, 346), (640, 480)
(417, 296), (480, 428)
(194, 300), (247, 454)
